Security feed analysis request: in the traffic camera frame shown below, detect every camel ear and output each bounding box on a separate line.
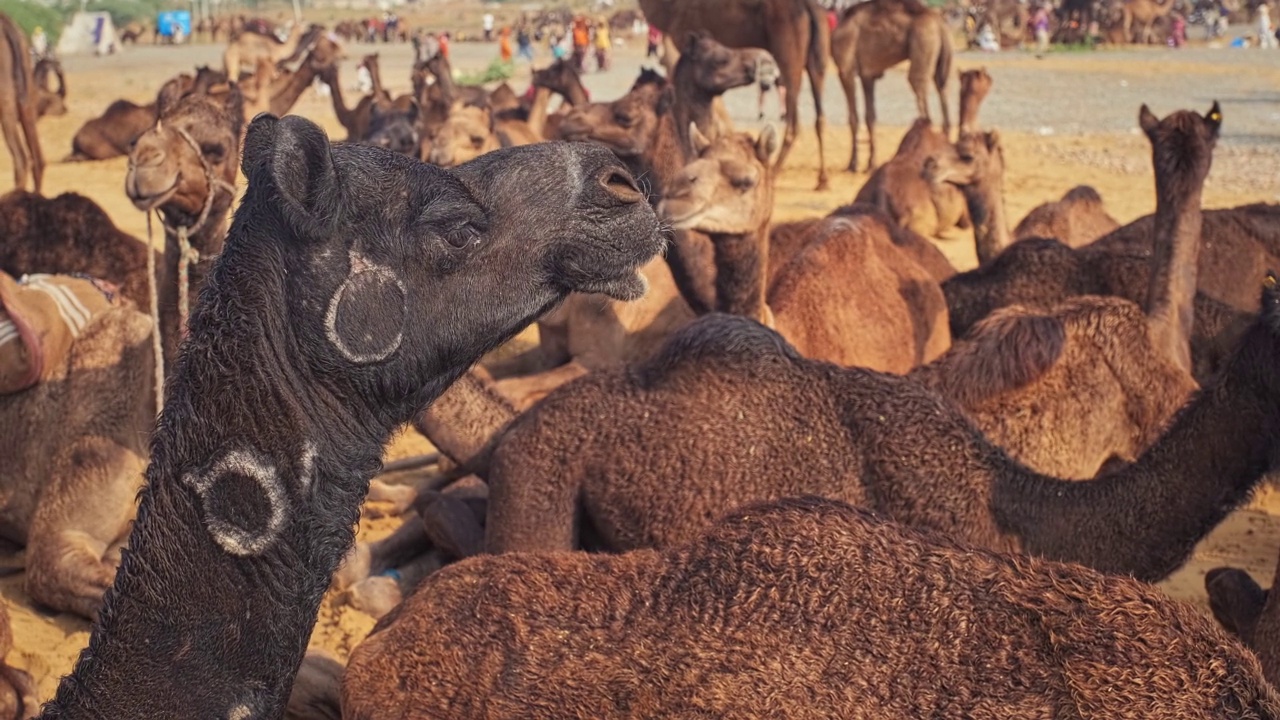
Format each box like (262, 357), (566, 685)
(406, 100), (420, 125)
(655, 85), (674, 117)
(1138, 104), (1159, 139)
(985, 129), (1001, 151)
(155, 76), (189, 118)
(244, 114), (339, 240)
(690, 122), (711, 155)
(1204, 100), (1222, 136)
(756, 125), (779, 165)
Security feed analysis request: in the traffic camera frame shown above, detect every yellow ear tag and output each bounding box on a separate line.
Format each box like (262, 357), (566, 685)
(1209, 112), (1222, 122)
(1264, 274), (1277, 289)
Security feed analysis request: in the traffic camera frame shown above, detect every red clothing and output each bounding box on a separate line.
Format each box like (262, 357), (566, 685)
(647, 25), (662, 44)
(828, 10), (838, 31)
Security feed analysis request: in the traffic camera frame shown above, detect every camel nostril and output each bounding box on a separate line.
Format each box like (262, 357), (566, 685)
(600, 169), (642, 203)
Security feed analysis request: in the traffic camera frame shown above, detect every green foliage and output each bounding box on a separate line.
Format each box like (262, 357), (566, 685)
(0, 0), (66, 44)
(456, 58), (515, 85)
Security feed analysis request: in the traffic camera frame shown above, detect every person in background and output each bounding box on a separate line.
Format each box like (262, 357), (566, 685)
(1259, 2), (1276, 47)
(572, 15), (591, 70)
(439, 31), (451, 59)
(594, 18), (612, 71)
(30, 26), (47, 58)
(646, 23), (661, 58)
(551, 31), (568, 60)
(356, 62), (373, 93)
(483, 12), (495, 41)
(499, 26), (513, 62)
(1169, 12), (1187, 46)
(1032, 3), (1051, 52)
(517, 24), (534, 62)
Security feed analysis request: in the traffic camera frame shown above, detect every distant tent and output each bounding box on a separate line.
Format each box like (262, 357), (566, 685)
(56, 12), (118, 55)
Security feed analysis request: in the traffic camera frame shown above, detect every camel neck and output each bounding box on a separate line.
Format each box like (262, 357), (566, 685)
(561, 78), (589, 106)
(526, 86), (553, 139)
(962, 172), (1010, 265)
(323, 73), (356, 130)
(672, 86), (719, 158)
(416, 370), (519, 472)
(270, 62), (319, 117)
(994, 318), (1279, 582)
(644, 112), (688, 201)
(38, 237), (426, 719)
(1143, 156), (1207, 377)
(708, 227), (770, 322)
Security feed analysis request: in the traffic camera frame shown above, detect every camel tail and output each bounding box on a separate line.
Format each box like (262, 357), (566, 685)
(803, 0), (828, 76)
(0, 17), (27, 101)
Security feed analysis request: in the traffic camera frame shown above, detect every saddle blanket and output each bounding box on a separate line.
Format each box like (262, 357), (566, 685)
(0, 271), (122, 395)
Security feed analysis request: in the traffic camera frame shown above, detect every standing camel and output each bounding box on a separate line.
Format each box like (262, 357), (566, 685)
(832, 0), (953, 172)
(638, 0), (831, 190)
(0, 13), (43, 193)
(1123, 0), (1174, 43)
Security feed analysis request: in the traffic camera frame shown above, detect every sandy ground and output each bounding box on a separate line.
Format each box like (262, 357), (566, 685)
(5, 30), (1280, 701)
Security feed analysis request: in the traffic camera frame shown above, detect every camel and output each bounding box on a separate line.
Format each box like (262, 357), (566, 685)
(483, 264), (1280, 583)
(222, 21), (321, 84)
(1204, 552), (1280, 688)
(833, 0), (954, 173)
(317, 58), (385, 143)
(366, 101), (421, 156)
(34, 115), (666, 718)
(32, 58), (66, 119)
(125, 80), (244, 371)
(660, 125), (950, 370)
(941, 134), (1277, 382)
(1123, 0), (1174, 43)
(1014, 185), (1120, 248)
(638, 0), (832, 190)
(853, 118), (972, 240)
(909, 107), (1213, 478)
(0, 14), (44, 192)
(0, 602), (35, 719)
(958, 67), (991, 134)
(65, 70), (202, 162)
(344, 496), (1280, 720)
(0, 271), (154, 620)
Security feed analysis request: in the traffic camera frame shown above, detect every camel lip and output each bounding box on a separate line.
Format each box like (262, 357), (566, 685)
(127, 174), (181, 212)
(656, 201), (704, 229)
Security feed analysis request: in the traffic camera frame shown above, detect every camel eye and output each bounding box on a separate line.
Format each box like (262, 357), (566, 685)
(443, 222), (482, 249)
(470, 136), (485, 149)
(731, 176), (755, 191)
(200, 142), (226, 161)
(613, 112), (634, 127)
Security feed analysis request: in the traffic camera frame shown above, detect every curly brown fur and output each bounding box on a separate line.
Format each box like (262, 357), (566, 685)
(1014, 185), (1120, 248)
(36, 119), (664, 718)
(0, 190), (157, 313)
(1206, 551), (1280, 687)
(486, 276), (1280, 583)
(347, 496), (1280, 720)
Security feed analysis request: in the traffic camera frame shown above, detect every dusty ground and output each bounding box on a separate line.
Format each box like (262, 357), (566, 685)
(5, 27), (1280, 701)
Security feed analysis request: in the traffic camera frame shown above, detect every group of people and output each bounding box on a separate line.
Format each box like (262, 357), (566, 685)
(492, 14), (613, 71)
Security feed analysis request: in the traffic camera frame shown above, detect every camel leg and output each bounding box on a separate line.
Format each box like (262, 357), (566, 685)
(24, 436), (141, 620)
(907, 59), (932, 125)
(807, 48), (829, 191)
(772, 59), (803, 175)
(861, 75), (879, 171)
(419, 492), (485, 559)
(17, 91), (43, 193)
(839, 64), (860, 173)
(0, 99), (29, 191)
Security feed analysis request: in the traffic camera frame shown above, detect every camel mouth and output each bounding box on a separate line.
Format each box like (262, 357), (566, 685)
(656, 199), (706, 230)
(127, 174), (181, 212)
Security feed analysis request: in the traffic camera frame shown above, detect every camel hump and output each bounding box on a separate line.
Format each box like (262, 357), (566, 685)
(633, 313), (802, 386)
(1062, 185), (1105, 205)
(924, 305), (1068, 406)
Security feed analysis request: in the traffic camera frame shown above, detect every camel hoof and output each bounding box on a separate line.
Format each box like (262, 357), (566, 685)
(347, 575), (403, 619)
(815, 177), (830, 192)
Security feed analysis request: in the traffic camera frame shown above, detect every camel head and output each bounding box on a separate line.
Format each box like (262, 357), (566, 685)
(531, 58), (584, 99)
(677, 31), (777, 96)
(1205, 566), (1268, 642)
(958, 68), (993, 133)
(33, 58), (67, 118)
(659, 124), (778, 235)
(427, 104), (500, 168)
(1138, 100), (1221, 190)
(367, 101), (421, 157)
(923, 129), (1005, 191)
(237, 116), (665, 379)
(559, 71), (670, 157)
(126, 83), (244, 226)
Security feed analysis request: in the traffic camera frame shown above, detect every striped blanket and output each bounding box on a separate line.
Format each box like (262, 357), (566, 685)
(0, 271), (122, 395)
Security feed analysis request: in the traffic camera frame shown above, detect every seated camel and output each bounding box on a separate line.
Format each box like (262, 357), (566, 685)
(853, 118), (971, 240)
(1014, 185), (1120, 248)
(0, 271), (154, 620)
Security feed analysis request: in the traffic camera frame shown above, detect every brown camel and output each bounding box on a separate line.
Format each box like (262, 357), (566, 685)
(911, 108), (1213, 478)
(1123, 0), (1175, 43)
(0, 271), (154, 619)
(32, 58), (66, 119)
(222, 21), (321, 84)
(958, 67), (992, 133)
(346, 497), (1280, 720)
(832, 0), (953, 172)
(1014, 185), (1120, 248)
(125, 81), (244, 371)
(661, 125), (950, 370)
(64, 69), (205, 162)
(853, 118), (972, 239)
(482, 266), (1280, 583)
(0, 602), (35, 720)
(317, 58), (386, 143)
(34, 115), (666, 718)
(638, 0), (832, 190)
(0, 14), (44, 192)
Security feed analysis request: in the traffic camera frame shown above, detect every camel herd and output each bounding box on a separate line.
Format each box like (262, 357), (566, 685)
(0, 1), (1279, 718)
